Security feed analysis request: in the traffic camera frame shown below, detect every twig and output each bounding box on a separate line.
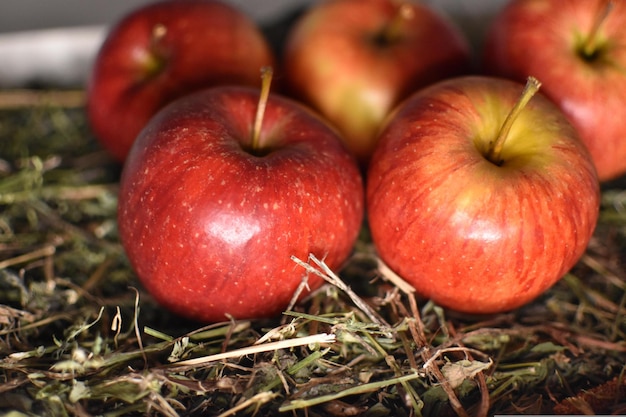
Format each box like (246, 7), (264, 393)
(377, 257), (416, 294)
(291, 254), (391, 330)
(217, 392), (279, 417)
(166, 333), (335, 369)
(279, 372), (423, 412)
(0, 89), (85, 109)
(448, 323), (491, 417)
(0, 244), (56, 270)
(130, 287), (147, 367)
(422, 347), (492, 370)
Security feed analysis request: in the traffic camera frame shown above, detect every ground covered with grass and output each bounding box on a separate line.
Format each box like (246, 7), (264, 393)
(0, 91), (625, 417)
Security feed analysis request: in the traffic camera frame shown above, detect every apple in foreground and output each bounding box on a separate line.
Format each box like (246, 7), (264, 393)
(282, 0), (471, 165)
(87, 0), (275, 162)
(482, 0), (626, 181)
(367, 76), (600, 314)
(117, 80), (364, 322)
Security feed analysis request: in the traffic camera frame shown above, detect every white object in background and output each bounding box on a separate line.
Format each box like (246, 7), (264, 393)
(0, 26), (105, 88)
(0, 0), (310, 88)
(0, 0), (506, 88)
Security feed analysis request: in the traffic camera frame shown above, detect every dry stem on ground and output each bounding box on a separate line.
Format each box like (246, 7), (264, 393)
(0, 92), (625, 417)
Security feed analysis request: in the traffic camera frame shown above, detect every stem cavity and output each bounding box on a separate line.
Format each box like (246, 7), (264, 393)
(581, 0), (613, 60)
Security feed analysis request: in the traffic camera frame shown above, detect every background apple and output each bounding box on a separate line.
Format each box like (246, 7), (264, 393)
(482, 0), (626, 181)
(117, 84), (364, 323)
(367, 76), (599, 314)
(87, 0), (275, 162)
(282, 0), (471, 165)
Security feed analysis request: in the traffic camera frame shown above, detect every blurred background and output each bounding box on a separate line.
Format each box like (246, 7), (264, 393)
(0, 0), (507, 87)
(0, 0), (306, 32)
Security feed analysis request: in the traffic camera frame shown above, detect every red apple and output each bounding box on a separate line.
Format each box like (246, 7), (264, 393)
(367, 76), (599, 314)
(282, 0), (471, 165)
(117, 81), (364, 323)
(87, 0), (275, 162)
(482, 0), (626, 181)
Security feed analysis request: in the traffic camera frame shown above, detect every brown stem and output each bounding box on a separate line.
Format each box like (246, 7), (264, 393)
(250, 66), (273, 151)
(486, 76), (542, 165)
(151, 23), (167, 44)
(582, 0), (613, 58)
(143, 24), (168, 78)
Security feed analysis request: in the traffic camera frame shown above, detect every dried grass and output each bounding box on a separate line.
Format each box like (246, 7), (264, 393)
(1, 90), (625, 417)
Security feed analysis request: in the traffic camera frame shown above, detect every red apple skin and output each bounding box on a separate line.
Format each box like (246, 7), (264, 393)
(367, 76), (599, 314)
(282, 0), (471, 165)
(482, 0), (626, 181)
(87, 0), (275, 162)
(117, 86), (364, 323)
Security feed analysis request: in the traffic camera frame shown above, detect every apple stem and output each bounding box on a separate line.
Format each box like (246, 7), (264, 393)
(143, 24), (168, 77)
(486, 76), (542, 166)
(378, 3), (414, 44)
(250, 66), (273, 151)
(151, 24), (167, 43)
(582, 0), (613, 59)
